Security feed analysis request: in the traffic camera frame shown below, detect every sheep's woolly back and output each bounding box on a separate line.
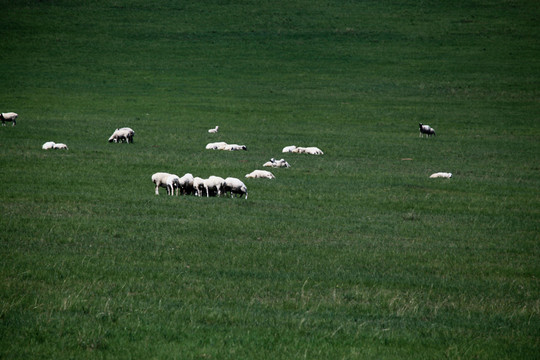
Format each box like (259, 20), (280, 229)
(429, 172), (452, 178)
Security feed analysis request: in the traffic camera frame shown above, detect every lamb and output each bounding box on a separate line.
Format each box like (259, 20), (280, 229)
(223, 177), (248, 199)
(109, 127), (135, 143)
(202, 176), (225, 197)
(53, 143), (68, 150)
(245, 170), (275, 179)
(263, 158), (290, 168)
(429, 172), (452, 178)
(42, 141), (56, 150)
(208, 126), (219, 133)
(178, 173), (194, 195)
(223, 144), (247, 151)
(151, 172), (172, 195)
(205, 142), (228, 150)
(1, 112), (18, 126)
(419, 123), (436, 137)
(282, 145), (297, 153)
(165, 174), (181, 196)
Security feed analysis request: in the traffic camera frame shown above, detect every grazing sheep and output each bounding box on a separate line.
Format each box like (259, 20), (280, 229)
(42, 141), (56, 150)
(166, 174), (181, 196)
(202, 176), (225, 197)
(53, 143), (68, 150)
(152, 172), (172, 195)
(208, 126), (219, 133)
(419, 123), (436, 137)
(178, 173), (194, 195)
(245, 170), (275, 179)
(1, 112), (18, 126)
(109, 127), (135, 143)
(282, 145), (297, 153)
(263, 158), (290, 168)
(223, 144), (247, 151)
(192, 177), (206, 197)
(223, 177), (248, 199)
(205, 142), (228, 150)
(429, 172), (452, 178)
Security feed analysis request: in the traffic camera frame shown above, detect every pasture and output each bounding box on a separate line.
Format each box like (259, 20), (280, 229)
(0, 0), (538, 358)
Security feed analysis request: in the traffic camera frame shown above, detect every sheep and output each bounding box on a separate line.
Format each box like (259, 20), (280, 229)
(202, 176), (225, 197)
(208, 126), (219, 133)
(245, 170), (275, 179)
(166, 174), (181, 196)
(178, 173), (194, 195)
(109, 127), (135, 143)
(151, 172), (172, 195)
(429, 172), (452, 178)
(282, 145), (297, 153)
(263, 158), (290, 168)
(1, 112), (18, 126)
(53, 143), (68, 150)
(223, 177), (248, 199)
(223, 144), (247, 151)
(292, 146), (323, 155)
(205, 142), (228, 150)
(42, 141), (56, 150)
(419, 123), (436, 137)
(192, 177), (206, 197)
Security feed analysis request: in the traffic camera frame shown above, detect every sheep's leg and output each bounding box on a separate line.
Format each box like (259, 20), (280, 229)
(155, 185), (160, 195)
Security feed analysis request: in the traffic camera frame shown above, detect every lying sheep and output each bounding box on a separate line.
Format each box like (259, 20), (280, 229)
(166, 174), (181, 196)
(53, 143), (68, 150)
(203, 176), (225, 197)
(208, 126), (219, 133)
(109, 127), (135, 143)
(205, 142), (228, 150)
(245, 170), (275, 179)
(1, 112), (18, 126)
(42, 141), (56, 150)
(152, 172), (172, 195)
(292, 146), (324, 155)
(282, 145), (296, 153)
(263, 158), (290, 168)
(419, 123), (436, 137)
(429, 172), (452, 178)
(223, 144), (247, 151)
(223, 177), (248, 199)
(178, 173), (194, 195)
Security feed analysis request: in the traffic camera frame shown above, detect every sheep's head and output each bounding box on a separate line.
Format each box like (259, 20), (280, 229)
(242, 145), (247, 150)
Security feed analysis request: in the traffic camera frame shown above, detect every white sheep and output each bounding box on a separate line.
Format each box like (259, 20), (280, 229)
(223, 177), (248, 199)
(192, 177), (206, 196)
(245, 170), (275, 179)
(223, 144), (247, 151)
(282, 145), (297, 153)
(152, 172), (172, 195)
(53, 143), (68, 150)
(292, 146), (323, 155)
(263, 158), (290, 168)
(429, 172), (452, 178)
(1, 112), (18, 126)
(178, 173), (194, 195)
(166, 174), (181, 196)
(208, 126), (219, 133)
(109, 127), (135, 143)
(42, 141), (56, 150)
(202, 176), (225, 197)
(205, 142), (228, 150)
(419, 123), (436, 137)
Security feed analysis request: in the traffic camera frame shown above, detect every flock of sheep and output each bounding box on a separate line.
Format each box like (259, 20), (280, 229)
(151, 125), (325, 199)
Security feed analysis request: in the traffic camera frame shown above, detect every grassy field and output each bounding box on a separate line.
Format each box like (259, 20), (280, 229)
(0, 0), (538, 358)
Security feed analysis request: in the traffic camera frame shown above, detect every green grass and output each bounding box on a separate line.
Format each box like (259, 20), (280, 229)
(0, 0), (539, 358)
